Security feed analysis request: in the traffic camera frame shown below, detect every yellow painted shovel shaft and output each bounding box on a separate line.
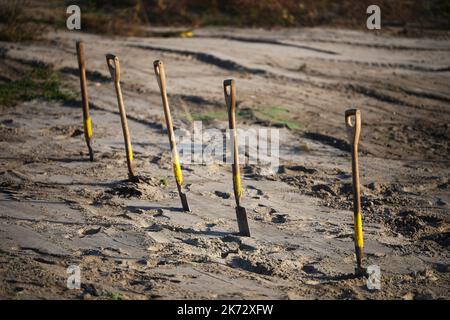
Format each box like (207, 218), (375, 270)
(172, 153), (183, 186)
(154, 60), (184, 187)
(106, 54), (135, 178)
(76, 41), (94, 161)
(345, 108), (364, 269)
(84, 116), (93, 140)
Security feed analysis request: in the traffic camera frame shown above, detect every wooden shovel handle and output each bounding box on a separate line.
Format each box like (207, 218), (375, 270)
(76, 41), (93, 162)
(344, 108), (362, 207)
(76, 41), (90, 119)
(105, 53), (135, 178)
(345, 108), (364, 270)
(223, 79), (237, 129)
(76, 41), (86, 69)
(153, 60), (184, 187)
(153, 60), (176, 149)
(106, 54), (120, 83)
(223, 79), (242, 204)
(153, 60), (167, 93)
(345, 108), (361, 148)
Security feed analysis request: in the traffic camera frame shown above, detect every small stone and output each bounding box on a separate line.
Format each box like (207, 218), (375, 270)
(214, 191), (231, 199)
(272, 214), (288, 223)
(423, 269), (439, 281)
(149, 208), (164, 216)
(136, 258), (149, 266)
(83, 293), (92, 300)
(402, 292), (414, 300)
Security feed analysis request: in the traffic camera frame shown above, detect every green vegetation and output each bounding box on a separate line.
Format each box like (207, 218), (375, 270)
(190, 111), (228, 122)
(110, 292), (123, 300)
(0, 64), (76, 107)
(186, 106), (300, 129)
(160, 176), (169, 187)
(240, 106), (301, 130)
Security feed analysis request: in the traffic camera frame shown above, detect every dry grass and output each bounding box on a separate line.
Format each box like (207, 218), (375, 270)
(0, 0), (47, 41)
(78, 1), (147, 37)
(2, 0), (448, 40)
(108, 0), (450, 29)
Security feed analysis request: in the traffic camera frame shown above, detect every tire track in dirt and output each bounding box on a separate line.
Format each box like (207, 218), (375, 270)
(198, 35), (339, 55)
(308, 38), (450, 52)
(129, 43), (323, 89)
(7, 51), (444, 162)
(309, 56), (450, 73)
(128, 43), (333, 91)
(130, 44), (268, 75)
(130, 43), (450, 116)
(88, 44), (449, 160)
(303, 132), (351, 152)
(344, 84), (450, 115)
(59, 66), (111, 83)
(395, 87), (450, 104)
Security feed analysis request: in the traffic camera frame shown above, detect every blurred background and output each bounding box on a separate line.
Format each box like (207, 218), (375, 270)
(1, 0), (449, 41)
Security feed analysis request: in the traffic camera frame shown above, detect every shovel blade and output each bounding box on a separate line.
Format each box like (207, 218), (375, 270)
(355, 266), (367, 277)
(88, 144), (94, 162)
(180, 192), (191, 212)
(235, 206), (250, 237)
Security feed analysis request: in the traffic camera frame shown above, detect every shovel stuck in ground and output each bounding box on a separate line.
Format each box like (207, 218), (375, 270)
(153, 60), (190, 212)
(345, 108), (366, 276)
(76, 41), (94, 161)
(106, 54), (136, 180)
(223, 79), (251, 237)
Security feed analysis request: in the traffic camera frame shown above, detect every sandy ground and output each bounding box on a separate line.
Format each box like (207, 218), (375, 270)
(0, 27), (449, 300)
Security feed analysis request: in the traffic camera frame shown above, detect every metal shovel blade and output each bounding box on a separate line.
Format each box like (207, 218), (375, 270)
(235, 206), (250, 237)
(88, 144), (94, 162)
(355, 266), (367, 277)
(180, 192), (191, 212)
